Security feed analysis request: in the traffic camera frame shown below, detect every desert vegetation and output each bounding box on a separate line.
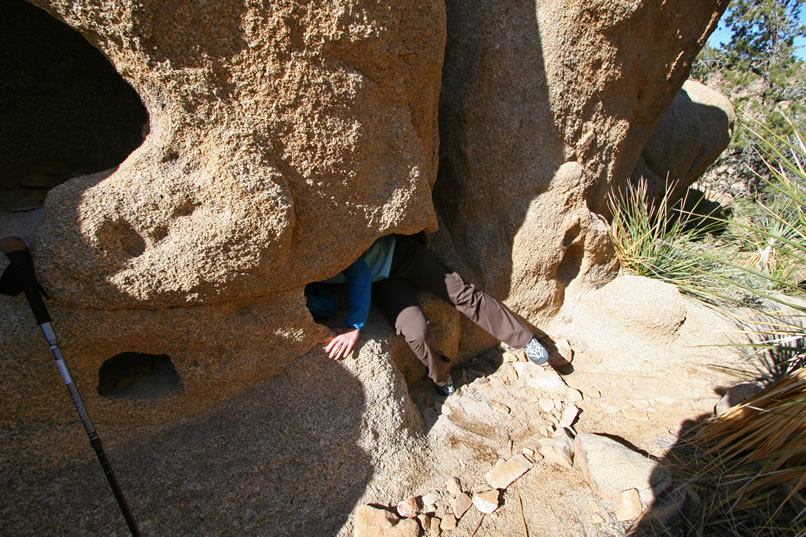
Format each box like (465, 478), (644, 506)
(612, 2), (805, 533)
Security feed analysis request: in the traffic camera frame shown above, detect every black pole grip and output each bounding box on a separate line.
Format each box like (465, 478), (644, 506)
(2, 249), (51, 324)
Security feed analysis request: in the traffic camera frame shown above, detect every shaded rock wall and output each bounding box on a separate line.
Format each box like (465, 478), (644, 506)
(0, 0), (148, 191)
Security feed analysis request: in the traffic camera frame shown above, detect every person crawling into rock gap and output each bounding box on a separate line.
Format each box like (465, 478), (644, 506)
(305, 233), (549, 396)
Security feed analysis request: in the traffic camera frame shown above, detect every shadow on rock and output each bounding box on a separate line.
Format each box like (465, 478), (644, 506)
(0, 353), (372, 537)
(628, 415), (711, 537)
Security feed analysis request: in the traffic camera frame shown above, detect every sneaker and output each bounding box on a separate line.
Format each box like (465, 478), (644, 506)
(524, 337), (549, 365)
(435, 377), (455, 396)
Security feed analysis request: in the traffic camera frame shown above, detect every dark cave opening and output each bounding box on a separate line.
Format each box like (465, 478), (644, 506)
(0, 0), (148, 211)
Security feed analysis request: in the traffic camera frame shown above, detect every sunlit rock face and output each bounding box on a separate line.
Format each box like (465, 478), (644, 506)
(3, 0), (445, 423)
(31, 0), (445, 309)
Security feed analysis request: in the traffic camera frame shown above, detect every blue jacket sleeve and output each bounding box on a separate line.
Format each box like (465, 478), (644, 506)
(343, 257), (371, 330)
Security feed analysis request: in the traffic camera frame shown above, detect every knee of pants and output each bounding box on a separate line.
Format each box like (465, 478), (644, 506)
(395, 305), (428, 346)
(445, 272), (479, 308)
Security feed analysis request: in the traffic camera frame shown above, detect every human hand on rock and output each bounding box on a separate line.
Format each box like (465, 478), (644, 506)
(324, 327), (360, 360)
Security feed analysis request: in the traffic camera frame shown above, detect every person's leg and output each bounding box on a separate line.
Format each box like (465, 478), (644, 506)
(372, 277), (453, 386)
(391, 236), (534, 349)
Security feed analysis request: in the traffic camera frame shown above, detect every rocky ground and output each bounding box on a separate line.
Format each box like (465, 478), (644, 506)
(351, 341), (751, 537)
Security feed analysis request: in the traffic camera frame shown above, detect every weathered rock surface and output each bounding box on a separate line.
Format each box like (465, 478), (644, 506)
(3, 0), (448, 423)
(0, 327), (431, 537)
(547, 275), (747, 377)
(633, 79), (736, 202)
(0, 287), (328, 423)
(2, 0), (730, 423)
(574, 433), (672, 505)
(1, 273), (759, 536)
(27, 0), (444, 312)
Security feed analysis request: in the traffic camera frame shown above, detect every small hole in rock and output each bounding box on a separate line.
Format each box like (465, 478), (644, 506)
(97, 352), (181, 399)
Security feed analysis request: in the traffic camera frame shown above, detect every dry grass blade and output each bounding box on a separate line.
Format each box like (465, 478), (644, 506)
(516, 479), (530, 537)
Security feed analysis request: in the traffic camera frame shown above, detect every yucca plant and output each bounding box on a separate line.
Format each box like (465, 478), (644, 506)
(607, 178), (727, 301)
(699, 114), (806, 376)
(608, 177), (685, 278)
(739, 116), (806, 289)
(685, 117), (806, 535)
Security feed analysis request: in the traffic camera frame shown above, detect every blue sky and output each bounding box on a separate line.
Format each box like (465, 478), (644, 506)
(707, 23), (806, 59)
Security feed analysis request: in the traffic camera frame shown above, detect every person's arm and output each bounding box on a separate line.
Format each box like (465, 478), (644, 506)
(324, 257), (371, 359)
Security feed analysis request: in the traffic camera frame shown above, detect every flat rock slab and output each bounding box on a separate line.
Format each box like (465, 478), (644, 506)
(485, 454), (533, 489)
(574, 433), (671, 505)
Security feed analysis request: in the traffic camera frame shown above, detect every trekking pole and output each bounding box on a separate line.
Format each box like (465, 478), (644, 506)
(0, 237), (142, 537)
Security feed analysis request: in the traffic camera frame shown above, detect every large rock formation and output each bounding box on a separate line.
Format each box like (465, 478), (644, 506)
(32, 0), (445, 309)
(2, 0), (446, 423)
(435, 1), (729, 356)
(633, 79), (736, 202)
(0, 0), (729, 425)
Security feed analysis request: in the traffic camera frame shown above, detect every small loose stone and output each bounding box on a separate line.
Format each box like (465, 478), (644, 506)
(417, 513), (431, 531)
(397, 496), (418, 518)
(450, 492), (472, 519)
(540, 428), (575, 469)
(473, 490), (500, 514)
(429, 516), (441, 536)
(616, 488), (643, 521)
(559, 404), (580, 428)
(421, 492), (439, 512)
(485, 454), (533, 489)
(446, 476), (462, 497)
(354, 505), (397, 537)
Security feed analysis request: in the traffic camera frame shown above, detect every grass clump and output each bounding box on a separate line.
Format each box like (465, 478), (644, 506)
(607, 178), (735, 304)
(681, 369), (806, 536)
